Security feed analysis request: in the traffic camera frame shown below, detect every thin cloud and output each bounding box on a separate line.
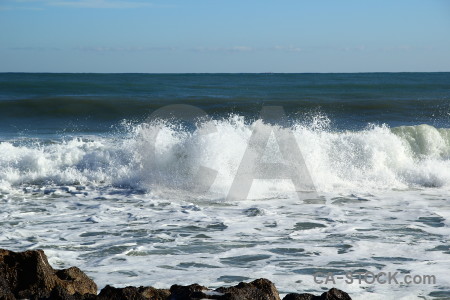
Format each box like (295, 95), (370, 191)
(6, 46), (61, 51)
(47, 0), (153, 9)
(273, 45), (302, 52)
(2, 0), (159, 9)
(192, 46), (254, 53)
(379, 45), (417, 52)
(0, 2), (43, 11)
(228, 46), (253, 52)
(75, 46), (178, 52)
(339, 45), (367, 52)
(3, 46), (176, 52)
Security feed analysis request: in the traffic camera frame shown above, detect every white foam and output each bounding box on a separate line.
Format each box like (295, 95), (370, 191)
(1, 116), (450, 299)
(2, 117), (450, 198)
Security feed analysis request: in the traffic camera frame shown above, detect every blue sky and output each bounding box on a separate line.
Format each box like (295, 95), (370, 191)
(1, 0), (449, 72)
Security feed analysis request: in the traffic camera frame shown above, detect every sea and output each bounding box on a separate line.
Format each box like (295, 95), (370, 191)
(0, 73), (449, 299)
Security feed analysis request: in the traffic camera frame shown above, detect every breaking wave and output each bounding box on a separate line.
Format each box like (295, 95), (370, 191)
(1, 115), (450, 197)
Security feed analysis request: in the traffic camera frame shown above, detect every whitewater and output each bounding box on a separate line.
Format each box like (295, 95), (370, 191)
(2, 116), (450, 193)
(1, 116), (450, 300)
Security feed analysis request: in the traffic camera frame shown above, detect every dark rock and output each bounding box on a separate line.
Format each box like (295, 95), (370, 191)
(98, 285), (170, 300)
(169, 283), (211, 299)
(55, 267), (98, 296)
(140, 286), (171, 300)
(320, 288), (351, 300)
(283, 293), (317, 300)
(282, 288), (351, 300)
(0, 271), (15, 300)
(0, 248), (353, 300)
(0, 288), (16, 300)
(169, 278), (280, 300)
(0, 248), (57, 299)
(98, 285), (147, 300)
(0, 249), (97, 300)
(42, 285), (96, 300)
(215, 278), (281, 300)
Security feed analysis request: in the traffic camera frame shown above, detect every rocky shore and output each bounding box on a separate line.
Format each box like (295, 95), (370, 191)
(0, 249), (352, 300)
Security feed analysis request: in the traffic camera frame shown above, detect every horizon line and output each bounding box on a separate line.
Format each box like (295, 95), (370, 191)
(1, 71), (450, 75)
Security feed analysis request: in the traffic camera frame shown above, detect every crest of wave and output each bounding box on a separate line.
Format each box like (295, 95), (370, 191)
(2, 115), (450, 197)
(123, 115), (450, 197)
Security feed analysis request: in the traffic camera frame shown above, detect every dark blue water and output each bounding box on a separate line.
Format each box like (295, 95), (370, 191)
(1, 73), (450, 138)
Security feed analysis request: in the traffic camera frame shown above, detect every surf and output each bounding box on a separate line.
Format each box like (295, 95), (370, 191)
(1, 115), (450, 198)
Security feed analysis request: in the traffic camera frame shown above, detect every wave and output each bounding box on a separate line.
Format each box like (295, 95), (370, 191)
(0, 97), (156, 120)
(1, 96), (450, 124)
(1, 116), (450, 197)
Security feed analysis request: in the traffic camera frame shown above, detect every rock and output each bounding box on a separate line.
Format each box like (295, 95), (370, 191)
(169, 283), (211, 299)
(98, 285), (170, 300)
(55, 267), (98, 296)
(43, 285), (97, 300)
(0, 289), (16, 300)
(140, 286), (171, 300)
(0, 248), (353, 300)
(320, 288), (351, 300)
(98, 285), (147, 300)
(0, 249), (97, 300)
(0, 248), (57, 299)
(0, 272), (15, 300)
(283, 293), (317, 300)
(216, 278), (281, 300)
(169, 278), (280, 300)
(282, 288), (351, 300)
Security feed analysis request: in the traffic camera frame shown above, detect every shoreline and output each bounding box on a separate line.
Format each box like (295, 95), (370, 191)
(0, 248), (352, 300)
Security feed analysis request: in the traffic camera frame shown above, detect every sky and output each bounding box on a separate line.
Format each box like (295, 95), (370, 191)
(0, 0), (450, 73)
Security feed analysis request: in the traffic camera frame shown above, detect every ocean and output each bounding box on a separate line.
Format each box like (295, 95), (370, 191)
(0, 73), (449, 299)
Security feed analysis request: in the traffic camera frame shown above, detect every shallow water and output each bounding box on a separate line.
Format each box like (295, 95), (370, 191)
(1, 187), (449, 299)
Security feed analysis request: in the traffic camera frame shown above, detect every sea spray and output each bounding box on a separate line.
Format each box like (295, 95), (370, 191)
(2, 115), (450, 197)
